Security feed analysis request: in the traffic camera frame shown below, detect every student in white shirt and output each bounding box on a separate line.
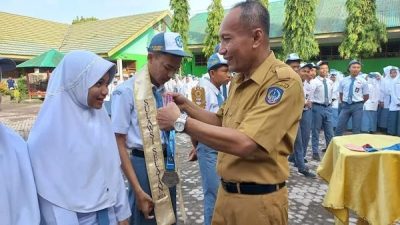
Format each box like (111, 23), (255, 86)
(335, 60), (369, 136)
(27, 50), (131, 225)
(386, 67), (400, 136)
(310, 60), (334, 161)
(361, 72), (381, 133)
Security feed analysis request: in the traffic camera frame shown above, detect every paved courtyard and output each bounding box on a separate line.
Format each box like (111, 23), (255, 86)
(1, 99), (364, 225)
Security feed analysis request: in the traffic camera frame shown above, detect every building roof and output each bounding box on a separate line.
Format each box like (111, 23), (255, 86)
(188, 0), (400, 45)
(0, 10), (171, 59)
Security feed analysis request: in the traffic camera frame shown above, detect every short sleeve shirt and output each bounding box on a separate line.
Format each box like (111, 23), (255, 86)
(111, 76), (165, 149)
(216, 52), (304, 184)
(339, 75), (369, 103)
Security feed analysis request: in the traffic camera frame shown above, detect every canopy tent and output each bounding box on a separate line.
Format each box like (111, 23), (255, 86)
(17, 49), (64, 68)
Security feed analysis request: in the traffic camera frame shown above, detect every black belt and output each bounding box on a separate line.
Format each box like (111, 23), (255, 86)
(221, 180), (286, 195)
(344, 101), (363, 105)
(313, 102), (331, 107)
(131, 146), (167, 158)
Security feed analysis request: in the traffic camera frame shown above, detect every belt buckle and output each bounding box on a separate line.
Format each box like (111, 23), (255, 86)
(236, 183), (241, 194)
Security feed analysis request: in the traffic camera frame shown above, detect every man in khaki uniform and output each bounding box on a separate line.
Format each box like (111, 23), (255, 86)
(157, 1), (304, 224)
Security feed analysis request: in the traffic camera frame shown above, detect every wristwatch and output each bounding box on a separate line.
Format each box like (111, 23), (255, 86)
(174, 113), (188, 132)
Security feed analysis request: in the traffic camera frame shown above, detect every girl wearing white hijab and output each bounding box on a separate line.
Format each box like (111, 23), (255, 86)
(27, 50), (131, 225)
(379, 66), (399, 134)
(0, 123), (40, 225)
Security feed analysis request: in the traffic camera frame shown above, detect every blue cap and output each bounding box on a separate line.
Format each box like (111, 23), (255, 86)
(207, 53), (228, 70)
(348, 59), (362, 67)
(285, 53), (301, 63)
(147, 32), (190, 57)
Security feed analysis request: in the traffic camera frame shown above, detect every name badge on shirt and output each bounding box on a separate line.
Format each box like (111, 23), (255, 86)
(191, 86), (206, 109)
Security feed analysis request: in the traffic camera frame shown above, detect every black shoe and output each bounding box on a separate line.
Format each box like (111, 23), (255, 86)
(312, 154), (321, 161)
(322, 148), (327, 152)
(304, 158), (308, 163)
(299, 170), (316, 178)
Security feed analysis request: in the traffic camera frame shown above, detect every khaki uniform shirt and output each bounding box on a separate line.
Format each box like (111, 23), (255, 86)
(216, 52), (304, 184)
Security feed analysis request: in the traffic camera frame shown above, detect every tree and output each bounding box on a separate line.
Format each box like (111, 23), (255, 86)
(202, 0), (224, 58)
(259, 0), (269, 8)
(170, 0), (190, 52)
(339, 0), (387, 59)
(282, 0), (319, 60)
(72, 16), (98, 24)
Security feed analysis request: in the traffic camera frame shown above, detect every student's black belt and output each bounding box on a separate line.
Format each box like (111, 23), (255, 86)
(313, 102), (331, 107)
(221, 180), (286, 195)
(344, 101), (364, 105)
(130, 145), (167, 158)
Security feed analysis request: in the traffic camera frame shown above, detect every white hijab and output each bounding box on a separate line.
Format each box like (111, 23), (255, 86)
(0, 124), (40, 225)
(28, 50), (122, 213)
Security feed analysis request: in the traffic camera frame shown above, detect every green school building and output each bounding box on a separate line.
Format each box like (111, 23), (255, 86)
(185, 0), (400, 76)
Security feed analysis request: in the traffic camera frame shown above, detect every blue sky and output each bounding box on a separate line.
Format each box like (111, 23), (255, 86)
(1, 0), (279, 24)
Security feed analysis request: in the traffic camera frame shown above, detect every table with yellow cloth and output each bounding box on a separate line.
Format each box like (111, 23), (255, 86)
(317, 134), (400, 225)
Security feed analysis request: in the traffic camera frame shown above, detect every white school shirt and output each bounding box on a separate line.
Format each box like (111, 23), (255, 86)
(310, 76), (333, 104)
(339, 75), (369, 103)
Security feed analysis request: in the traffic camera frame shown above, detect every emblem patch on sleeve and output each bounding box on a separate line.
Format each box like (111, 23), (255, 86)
(265, 86), (284, 105)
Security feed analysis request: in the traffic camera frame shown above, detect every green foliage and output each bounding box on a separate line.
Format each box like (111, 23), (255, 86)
(0, 81), (10, 95)
(170, 0), (190, 52)
(259, 0), (269, 8)
(202, 0), (224, 58)
(339, 0), (387, 59)
(16, 76), (28, 101)
(72, 16), (98, 24)
(170, 0), (191, 69)
(282, 0), (319, 60)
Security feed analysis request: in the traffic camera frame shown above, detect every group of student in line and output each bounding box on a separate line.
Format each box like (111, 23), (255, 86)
(284, 53), (400, 179)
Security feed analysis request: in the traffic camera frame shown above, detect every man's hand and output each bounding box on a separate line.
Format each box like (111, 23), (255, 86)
(188, 147), (198, 161)
(164, 92), (189, 109)
(136, 190), (154, 219)
(157, 102), (181, 130)
(118, 219), (130, 225)
(305, 101), (312, 108)
(378, 101), (384, 108)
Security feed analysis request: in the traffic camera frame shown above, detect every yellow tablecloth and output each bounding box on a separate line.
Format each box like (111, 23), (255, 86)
(317, 134), (400, 225)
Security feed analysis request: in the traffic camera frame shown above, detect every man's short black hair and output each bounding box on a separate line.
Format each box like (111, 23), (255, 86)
(232, 0), (270, 36)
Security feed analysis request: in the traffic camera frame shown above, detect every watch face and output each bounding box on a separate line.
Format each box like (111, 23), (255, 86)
(175, 122), (185, 132)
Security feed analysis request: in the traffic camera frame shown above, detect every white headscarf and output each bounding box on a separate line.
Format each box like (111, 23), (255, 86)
(0, 124), (40, 225)
(28, 50), (122, 213)
(383, 65), (399, 80)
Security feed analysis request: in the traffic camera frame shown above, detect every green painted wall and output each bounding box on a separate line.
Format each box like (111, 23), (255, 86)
(185, 56), (400, 76)
(110, 29), (157, 71)
(111, 26), (172, 71)
(328, 57), (400, 75)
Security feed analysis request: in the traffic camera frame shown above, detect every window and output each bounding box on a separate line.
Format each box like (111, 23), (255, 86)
(194, 54), (207, 66)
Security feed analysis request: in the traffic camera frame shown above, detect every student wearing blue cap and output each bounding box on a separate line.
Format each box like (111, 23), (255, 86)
(285, 53), (301, 72)
(191, 52), (231, 225)
(111, 32), (190, 225)
(335, 60), (369, 136)
(289, 62), (316, 178)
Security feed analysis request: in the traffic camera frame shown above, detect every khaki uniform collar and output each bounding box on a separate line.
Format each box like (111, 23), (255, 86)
(236, 51), (276, 86)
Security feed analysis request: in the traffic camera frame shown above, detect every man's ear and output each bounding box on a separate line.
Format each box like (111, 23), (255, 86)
(252, 28), (264, 49)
